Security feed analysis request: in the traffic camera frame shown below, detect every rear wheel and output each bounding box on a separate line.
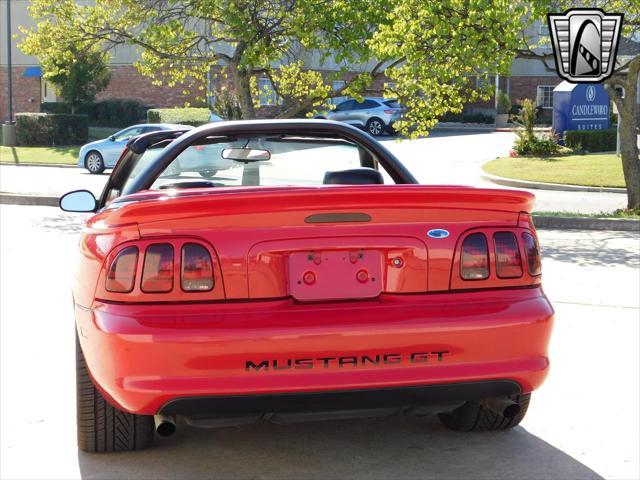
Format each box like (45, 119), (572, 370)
(438, 393), (531, 432)
(76, 333), (154, 452)
(366, 118), (385, 136)
(85, 151), (105, 174)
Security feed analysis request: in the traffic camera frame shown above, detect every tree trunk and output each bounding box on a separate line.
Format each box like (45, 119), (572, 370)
(618, 106), (640, 210)
(606, 60), (640, 211)
(229, 64), (256, 120)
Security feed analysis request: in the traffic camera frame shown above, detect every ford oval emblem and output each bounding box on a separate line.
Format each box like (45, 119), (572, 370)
(427, 229), (450, 239)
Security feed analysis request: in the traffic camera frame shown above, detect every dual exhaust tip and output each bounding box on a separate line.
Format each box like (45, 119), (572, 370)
(481, 397), (522, 418)
(154, 414), (176, 437)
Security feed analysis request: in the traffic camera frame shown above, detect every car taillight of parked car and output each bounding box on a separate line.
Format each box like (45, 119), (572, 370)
(141, 244), (174, 293)
(181, 243), (214, 291)
(460, 233), (490, 280)
(105, 246), (139, 293)
(494, 232), (523, 278)
(521, 232), (542, 276)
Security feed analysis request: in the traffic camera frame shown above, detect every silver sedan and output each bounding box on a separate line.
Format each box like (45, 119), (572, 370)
(315, 98), (405, 136)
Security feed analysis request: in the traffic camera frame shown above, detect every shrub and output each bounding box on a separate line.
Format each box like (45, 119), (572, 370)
(513, 131), (561, 156)
(147, 107), (211, 126)
(564, 129), (616, 152)
(462, 112), (495, 124)
(16, 113), (88, 146)
(212, 90), (241, 120)
(497, 90), (512, 114)
(41, 99), (150, 127)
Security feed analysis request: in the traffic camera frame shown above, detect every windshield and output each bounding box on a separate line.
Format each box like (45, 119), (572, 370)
(136, 136), (392, 189)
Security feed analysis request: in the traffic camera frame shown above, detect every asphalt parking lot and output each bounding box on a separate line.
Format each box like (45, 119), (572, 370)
(0, 204), (638, 479)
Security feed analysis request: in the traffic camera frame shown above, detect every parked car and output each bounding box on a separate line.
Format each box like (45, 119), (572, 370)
(79, 117), (229, 175)
(315, 98), (405, 136)
(60, 120), (553, 452)
(78, 124), (187, 174)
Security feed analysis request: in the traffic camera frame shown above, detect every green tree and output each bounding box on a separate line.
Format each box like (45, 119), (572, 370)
(21, 37), (111, 113)
(20, 0), (534, 130)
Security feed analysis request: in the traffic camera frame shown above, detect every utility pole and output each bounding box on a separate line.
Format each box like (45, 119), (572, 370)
(3, 0), (17, 146)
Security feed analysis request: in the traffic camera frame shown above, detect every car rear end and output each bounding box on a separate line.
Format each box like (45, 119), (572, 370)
(375, 99), (405, 131)
(74, 185), (553, 432)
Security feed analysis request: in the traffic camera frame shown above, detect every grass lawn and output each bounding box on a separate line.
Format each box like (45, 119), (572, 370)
(0, 126), (118, 165)
(535, 210), (639, 219)
(0, 145), (79, 165)
(483, 153), (625, 188)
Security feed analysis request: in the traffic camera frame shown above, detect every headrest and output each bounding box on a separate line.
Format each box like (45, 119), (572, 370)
(323, 168), (384, 185)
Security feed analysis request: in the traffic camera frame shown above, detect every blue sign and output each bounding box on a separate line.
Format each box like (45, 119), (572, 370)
(23, 66), (42, 78)
(552, 81), (610, 140)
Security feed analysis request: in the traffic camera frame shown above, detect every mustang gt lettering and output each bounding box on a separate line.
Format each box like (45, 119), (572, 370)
(245, 351), (450, 371)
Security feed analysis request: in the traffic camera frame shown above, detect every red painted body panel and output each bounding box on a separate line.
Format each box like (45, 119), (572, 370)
(72, 184), (553, 416)
(76, 287), (553, 415)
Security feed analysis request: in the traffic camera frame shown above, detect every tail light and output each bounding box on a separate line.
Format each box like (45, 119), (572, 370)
(384, 109), (397, 114)
(181, 243), (214, 291)
(106, 246), (138, 293)
(141, 243), (174, 293)
(522, 233), (542, 276)
(193, 145), (205, 151)
(494, 232), (523, 278)
(99, 239), (222, 302)
(460, 233), (489, 280)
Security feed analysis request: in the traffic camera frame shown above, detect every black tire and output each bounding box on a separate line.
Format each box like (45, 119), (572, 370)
(85, 151), (105, 174)
(366, 117), (385, 136)
(199, 169), (218, 179)
(438, 393), (531, 432)
(76, 333), (154, 452)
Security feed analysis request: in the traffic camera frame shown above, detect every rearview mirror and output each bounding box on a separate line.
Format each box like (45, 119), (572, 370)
(59, 190), (97, 213)
(222, 148), (271, 162)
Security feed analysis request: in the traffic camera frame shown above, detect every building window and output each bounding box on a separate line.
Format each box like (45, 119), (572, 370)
(258, 78), (279, 106)
(476, 76), (491, 91)
(330, 80), (347, 105)
(536, 86), (554, 109)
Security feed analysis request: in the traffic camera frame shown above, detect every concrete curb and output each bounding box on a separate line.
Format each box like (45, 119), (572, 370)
(1, 192), (637, 232)
(0, 193), (59, 207)
(0, 162), (79, 168)
(533, 215), (639, 232)
(481, 171), (627, 194)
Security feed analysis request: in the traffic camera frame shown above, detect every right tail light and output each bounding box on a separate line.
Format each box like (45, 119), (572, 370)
(453, 228), (541, 290)
(521, 232), (542, 276)
(460, 233), (490, 280)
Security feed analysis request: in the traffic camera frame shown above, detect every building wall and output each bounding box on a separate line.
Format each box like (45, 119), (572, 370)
(96, 66), (205, 108)
(0, 67), (41, 120)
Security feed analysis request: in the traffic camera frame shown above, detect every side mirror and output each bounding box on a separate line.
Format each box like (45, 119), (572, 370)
(109, 135), (115, 141)
(59, 190), (97, 213)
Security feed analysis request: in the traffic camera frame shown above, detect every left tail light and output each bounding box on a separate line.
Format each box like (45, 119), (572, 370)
(141, 244), (174, 293)
(105, 246), (138, 293)
(97, 239), (223, 302)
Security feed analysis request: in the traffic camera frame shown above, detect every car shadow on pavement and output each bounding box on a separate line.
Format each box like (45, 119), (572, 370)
(77, 414), (602, 479)
(541, 231), (640, 269)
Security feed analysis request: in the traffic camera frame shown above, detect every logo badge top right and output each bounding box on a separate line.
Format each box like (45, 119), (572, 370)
(548, 8), (623, 83)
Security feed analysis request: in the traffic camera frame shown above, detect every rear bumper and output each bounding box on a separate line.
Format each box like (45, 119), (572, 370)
(75, 287), (554, 415)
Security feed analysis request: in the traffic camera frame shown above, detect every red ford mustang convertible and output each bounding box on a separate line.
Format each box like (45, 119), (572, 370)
(60, 120), (554, 452)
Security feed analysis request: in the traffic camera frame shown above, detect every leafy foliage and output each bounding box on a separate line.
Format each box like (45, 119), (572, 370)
(16, 113), (89, 146)
(496, 90), (512, 115)
(20, 0), (536, 138)
(20, 29), (111, 113)
(147, 108), (211, 126)
(564, 129), (617, 153)
(41, 99), (150, 127)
